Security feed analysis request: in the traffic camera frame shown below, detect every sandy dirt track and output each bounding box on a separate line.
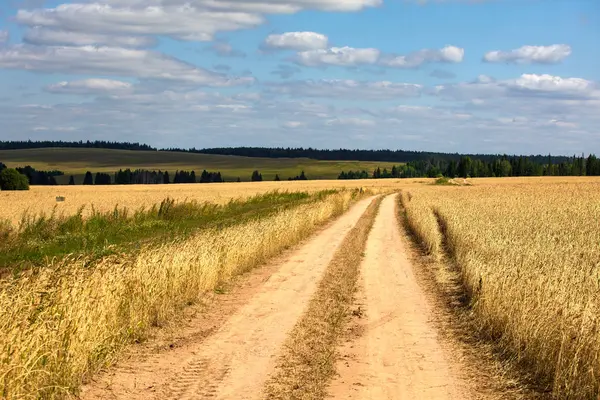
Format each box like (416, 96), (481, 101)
(329, 194), (469, 399)
(80, 197), (374, 400)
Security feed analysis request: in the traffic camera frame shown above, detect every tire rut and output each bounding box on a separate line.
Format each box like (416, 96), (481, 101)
(79, 197), (374, 400)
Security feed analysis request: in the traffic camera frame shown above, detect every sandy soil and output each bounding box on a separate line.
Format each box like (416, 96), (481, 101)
(328, 194), (470, 399)
(79, 197), (374, 400)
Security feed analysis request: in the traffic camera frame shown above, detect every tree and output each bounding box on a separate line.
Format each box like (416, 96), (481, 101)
(458, 156), (472, 178)
(163, 171), (170, 184)
(94, 172), (111, 185)
(68, 175), (75, 185)
(83, 171), (94, 185)
(251, 170), (263, 182)
(274, 174), (281, 181)
(236, 177), (241, 183)
(0, 168), (30, 190)
(0, 162), (6, 172)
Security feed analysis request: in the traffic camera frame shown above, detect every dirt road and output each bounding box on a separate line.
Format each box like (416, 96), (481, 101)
(329, 194), (469, 399)
(80, 197), (374, 400)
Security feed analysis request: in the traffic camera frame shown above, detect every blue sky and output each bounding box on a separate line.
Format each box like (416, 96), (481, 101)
(0, 0), (598, 154)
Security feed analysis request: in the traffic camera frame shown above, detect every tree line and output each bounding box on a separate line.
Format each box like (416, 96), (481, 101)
(0, 140), (578, 165)
(339, 154), (600, 179)
(0, 140), (156, 151)
(188, 147), (573, 165)
(0, 163), (63, 186)
(79, 169), (226, 185)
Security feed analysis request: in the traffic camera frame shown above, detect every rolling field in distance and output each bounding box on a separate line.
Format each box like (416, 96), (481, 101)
(0, 148), (400, 183)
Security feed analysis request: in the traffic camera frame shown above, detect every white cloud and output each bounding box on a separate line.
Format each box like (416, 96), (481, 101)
(295, 46), (380, 67)
(380, 45), (464, 68)
(264, 32), (328, 51)
(16, 4), (264, 42)
(15, 1), (379, 43)
(483, 44), (571, 64)
(24, 27), (156, 48)
(0, 45), (254, 86)
(45, 79), (134, 95)
(282, 121), (305, 128)
(435, 74), (599, 101)
(0, 31), (9, 44)
(507, 74), (595, 95)
(325, 117), (376, 127)
(268, 79), (422, 100)
(101, 0), (381, 12)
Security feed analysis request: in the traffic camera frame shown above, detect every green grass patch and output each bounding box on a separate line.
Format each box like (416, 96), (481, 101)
(0, 190), (334, 273)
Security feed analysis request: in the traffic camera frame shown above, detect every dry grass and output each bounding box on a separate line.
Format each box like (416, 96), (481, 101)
(263, 196), (381, 400)
(0, 179), (424, 227)
(0, 190), (362, 399)
(402, 177), (600, 399)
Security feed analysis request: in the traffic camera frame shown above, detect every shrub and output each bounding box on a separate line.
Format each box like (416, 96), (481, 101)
(0, 168), (30, 190)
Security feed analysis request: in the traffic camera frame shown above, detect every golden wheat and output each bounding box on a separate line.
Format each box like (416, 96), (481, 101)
(0, 179), (422, 227)
(402, 178), (600, 399)
(0, 190), (361, 399)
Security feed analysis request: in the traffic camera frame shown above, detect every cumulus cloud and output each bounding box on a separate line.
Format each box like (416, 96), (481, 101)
(435, 73), (599, 101)
(24, 27), (156, 48)
(264, 32), (328, 51)
(15, 1), (379, 43)
(0, 45), (254, 86)
(483, 44), (572, 64)
(295, 46), (380, 67)
(268, 79), (422, 100)
(45, 79), (134, 95)
(16, 4), (264, 42)
(380, 45), (464, 68)
(100, 0), (381, 12)
(0, 31), (9, 44)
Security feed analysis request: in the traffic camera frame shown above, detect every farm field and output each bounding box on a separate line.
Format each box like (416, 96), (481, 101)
(1, 177), (600, 399)
(0, 178), (422, 226)
(402, 177), (600, 399)
(0, 148), (399, 183)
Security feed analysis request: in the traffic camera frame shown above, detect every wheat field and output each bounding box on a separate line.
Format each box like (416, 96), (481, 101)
(401, 177), (600, 399)
(0, 179), (423, 227)
(0, 189), (367, 399)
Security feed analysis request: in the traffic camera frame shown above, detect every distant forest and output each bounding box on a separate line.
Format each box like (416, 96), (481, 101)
(340, 155), (600, 179)
(0, 140), (574, 164)
(2, 140), (600, 182)
(0, 140), (155, 152)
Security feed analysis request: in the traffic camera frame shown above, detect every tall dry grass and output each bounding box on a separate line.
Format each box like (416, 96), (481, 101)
(0, 190), (360, 399)
(0, 179), (422, 227)
(401, 180), (600, 399)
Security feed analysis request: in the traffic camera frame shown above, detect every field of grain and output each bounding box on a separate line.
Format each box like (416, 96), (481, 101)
(0, 189), (367, 399)
(0, 179), (423, 226)
(401, 177), (600, 399)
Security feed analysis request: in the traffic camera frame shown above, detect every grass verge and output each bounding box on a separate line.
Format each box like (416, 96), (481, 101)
(263, 195), (382, 400)
(0, 191), (333, 273)
(0, 189), (365, 399)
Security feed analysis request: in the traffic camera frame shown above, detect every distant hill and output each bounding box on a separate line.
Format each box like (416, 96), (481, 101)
(0, 147), (399, 183)
(0, 140), (572, 164)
